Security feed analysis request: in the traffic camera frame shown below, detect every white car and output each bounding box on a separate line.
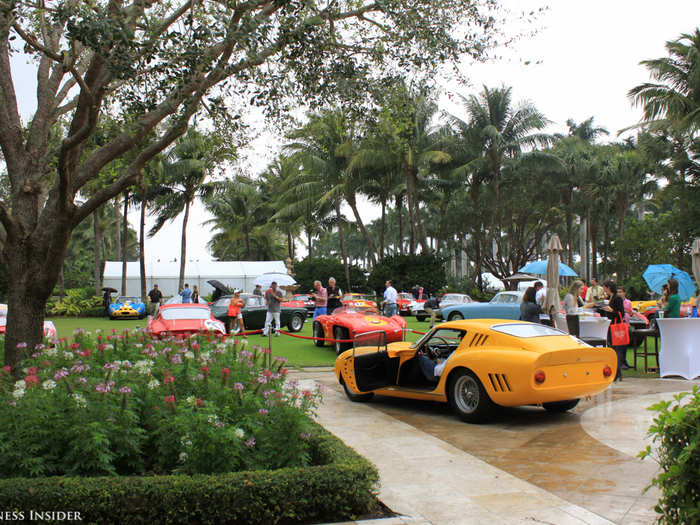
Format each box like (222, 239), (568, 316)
(411, 293), (474, 322)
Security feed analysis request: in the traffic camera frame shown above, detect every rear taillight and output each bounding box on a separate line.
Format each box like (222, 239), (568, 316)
(603, 366), (613, 378)
(534, 370), (546, 384)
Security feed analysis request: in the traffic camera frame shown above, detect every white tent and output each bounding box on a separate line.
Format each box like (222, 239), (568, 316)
(103, 260), (288, 297)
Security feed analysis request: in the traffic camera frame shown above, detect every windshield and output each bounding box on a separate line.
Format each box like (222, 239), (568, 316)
(491, 293), (520, 304)
(398, 293), (413, 300)
(161, 307), (211, 320)
(410, 327), (466, 348)
(343, 294), (375, 302)
(331, 306), (379, 315)
(292, 295), (310, 301)
(491, 323), (565, 338)
(117, 297), (140, 303)
(442, 294), (468, 303)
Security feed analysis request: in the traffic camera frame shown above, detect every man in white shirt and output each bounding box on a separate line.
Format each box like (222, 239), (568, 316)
(534, 281), (546, 307)
(383, 280), (398, 317)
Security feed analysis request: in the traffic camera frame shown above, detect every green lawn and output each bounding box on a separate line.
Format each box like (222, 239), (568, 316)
(46, 316), (663, 373)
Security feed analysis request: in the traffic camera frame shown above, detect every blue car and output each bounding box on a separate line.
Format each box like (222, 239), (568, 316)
(441, 291), (524, 321)
(109, 296), (147, 319)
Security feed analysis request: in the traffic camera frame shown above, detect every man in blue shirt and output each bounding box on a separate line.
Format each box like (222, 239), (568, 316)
(383, 280), (398, 317)
(179, 283), (193, 303)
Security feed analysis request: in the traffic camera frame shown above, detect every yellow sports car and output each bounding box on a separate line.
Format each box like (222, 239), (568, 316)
(630, 300), (658, 313)
(335, 319), (617, 423)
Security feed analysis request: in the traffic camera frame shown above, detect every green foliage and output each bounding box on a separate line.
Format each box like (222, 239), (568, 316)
(368, 253), (447, 296)
(47, 289), (103, 317)
(0, 331), (320, 477)
(0, 421), (378, 525)
(293, 257), (367, 293)
(639, 386), (700, 525)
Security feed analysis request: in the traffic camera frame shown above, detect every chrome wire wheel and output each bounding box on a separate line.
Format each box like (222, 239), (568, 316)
(453, 374), (480, 414)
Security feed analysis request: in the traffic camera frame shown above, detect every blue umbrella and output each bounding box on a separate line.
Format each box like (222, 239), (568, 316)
(642, 264), (696, 301)
(518, 260), (578, 277)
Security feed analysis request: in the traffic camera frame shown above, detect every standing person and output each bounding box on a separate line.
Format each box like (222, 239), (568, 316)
(179, 283), (193, 303)
(327, 277), (342, 313)
(148, 284), (163, 315)
(664, 278), (681, 318)
(534, 281), (546, 307)
(191, 285), (200, 304)
(311, 280), (328, 319)
(618, 286), (633, 323)
(263, 282), (284, 336)
(253, 284), (263, 297)
(227, 289), (246, 337)
(563, 280), (585, 314)
(585, 278), (605, 303)
(423, 295), (440, 328)
(102, 289), (113, 317)
(411, 284), (420, 300)
(519, 286), (542, 323)
(383, 280), (398, 317)
(598, 280), (627, 379)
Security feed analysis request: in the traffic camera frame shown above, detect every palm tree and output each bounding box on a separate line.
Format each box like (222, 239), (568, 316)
(629, 29), (700, 133)
(452, 85), (551, 238)
(150, 128), (230, 289)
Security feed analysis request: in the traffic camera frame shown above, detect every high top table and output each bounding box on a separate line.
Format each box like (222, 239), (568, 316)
(656, 318), (700, 380)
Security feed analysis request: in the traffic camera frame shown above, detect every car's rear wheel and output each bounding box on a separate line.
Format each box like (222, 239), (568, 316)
(543, 399), (580, 413)
(448, 311), (464, 321)
(340, 377), (374, 402)
(287, 313), (305, 332)
(334, 326), (351, 355)
(447, 369), (494, 423)
(313, 322), (325, 347)
(416, 314), (427, 322)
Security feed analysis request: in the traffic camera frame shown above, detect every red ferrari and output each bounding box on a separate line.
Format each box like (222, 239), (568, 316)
(312, 306), (407, 355)
(397, 292), (423, 316)
(146, 303), (226, 338)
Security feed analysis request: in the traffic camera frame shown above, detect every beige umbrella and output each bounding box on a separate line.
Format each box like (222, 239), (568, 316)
(692, 238), (700, 300)
(544, 234), (563, 322)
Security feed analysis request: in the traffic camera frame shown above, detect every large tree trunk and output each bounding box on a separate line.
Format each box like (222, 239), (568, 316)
(121, 191), (129, 295)
(93, 208), (103, 296)
(115, 198), (122, 261)
(287, 231), (294, 260)
(139, 197), (147, 301)
(307, 228), (313, 273)
(404, 164), (417, 253)
(415, 202), (430, 253)
(396, 193), (404, 255)
(379, 197), (386, 260)
(335, 201), (351, 288)
(178, 199), (191, 290)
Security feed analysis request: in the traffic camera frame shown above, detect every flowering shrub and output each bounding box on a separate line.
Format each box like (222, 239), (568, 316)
(0, 329), (322, 477)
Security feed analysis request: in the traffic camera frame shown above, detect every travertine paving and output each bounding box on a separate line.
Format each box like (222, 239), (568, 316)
(297, 370), (698, 525)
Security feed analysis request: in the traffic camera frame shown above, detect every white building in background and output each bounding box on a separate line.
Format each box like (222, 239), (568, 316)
(103, 260), (287, 297)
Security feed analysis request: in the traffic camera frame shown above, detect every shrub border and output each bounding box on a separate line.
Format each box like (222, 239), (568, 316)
(0, 421), (379, 525)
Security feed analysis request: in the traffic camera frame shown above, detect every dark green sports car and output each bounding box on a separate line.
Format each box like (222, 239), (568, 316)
(210, 294), (306, 334)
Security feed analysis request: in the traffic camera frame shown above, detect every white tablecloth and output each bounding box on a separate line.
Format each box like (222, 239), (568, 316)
(657, 318), (700, 380)
(579, 317), (610, 340)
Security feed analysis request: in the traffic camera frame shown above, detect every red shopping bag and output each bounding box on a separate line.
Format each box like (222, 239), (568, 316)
(610, 314), (630, 346)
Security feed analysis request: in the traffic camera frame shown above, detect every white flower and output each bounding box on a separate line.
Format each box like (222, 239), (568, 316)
(45, 348), (57, 356)
(73, 393), (87, 408)
(147, 379), (160, 389)
(200, 351), (211, 361)
(234, 428), (245, 439)
(184, 351), (195, 360)
(12, 388), (25, 399)
(41, 380), (57, 390)
(14, 380), (25, 390)
(179, 452), (188, 462)
(186, 396), (196, 406)
(62, 351), (74, 360)
(135, 360), (154, 375)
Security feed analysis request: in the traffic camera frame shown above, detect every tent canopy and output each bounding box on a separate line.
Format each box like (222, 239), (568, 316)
(103, 261), (287, 297)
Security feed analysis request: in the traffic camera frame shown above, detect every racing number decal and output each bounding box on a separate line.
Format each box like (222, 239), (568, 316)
(364, 316), (388, 326)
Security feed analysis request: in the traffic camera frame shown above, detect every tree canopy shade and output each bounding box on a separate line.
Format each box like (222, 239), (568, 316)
(0, 0), (511, 367)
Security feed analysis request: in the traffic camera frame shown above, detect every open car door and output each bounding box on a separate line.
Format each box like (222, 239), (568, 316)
(353, 330), (396, 391)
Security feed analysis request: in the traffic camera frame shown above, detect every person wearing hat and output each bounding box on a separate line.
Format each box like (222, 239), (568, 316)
(148, 284), (163, 315)
(227, 289), (246, 336)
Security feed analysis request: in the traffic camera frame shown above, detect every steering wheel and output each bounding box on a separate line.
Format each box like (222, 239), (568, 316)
(425, 336), (449, 358)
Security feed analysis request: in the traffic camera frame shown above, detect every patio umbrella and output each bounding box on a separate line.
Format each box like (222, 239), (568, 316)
(544, 235), (563, 319)
(502, 273), (539, 281)
(692, 238), (700, 294)
(642, 264), (696, 301)
(518, 260), (577, 277)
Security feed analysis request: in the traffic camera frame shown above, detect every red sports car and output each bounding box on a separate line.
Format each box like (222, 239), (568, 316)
(642, 304), (692, 329)
(146, 303), (226, 338)
(282, 294), (315, 316)
(312, 306), (407, 355)
(397, 292), (423, 316)
(340, 293), (378, 310)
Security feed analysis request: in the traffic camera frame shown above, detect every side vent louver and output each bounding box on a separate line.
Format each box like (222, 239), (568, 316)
(488, 373), (512, 392)
(468, 333), (489, 346)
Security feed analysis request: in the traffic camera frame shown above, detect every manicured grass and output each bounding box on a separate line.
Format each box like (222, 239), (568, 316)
(47, 315), (428, 368)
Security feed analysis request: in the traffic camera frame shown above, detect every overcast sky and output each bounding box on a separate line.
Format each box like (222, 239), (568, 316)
(10, 1), (700, 263)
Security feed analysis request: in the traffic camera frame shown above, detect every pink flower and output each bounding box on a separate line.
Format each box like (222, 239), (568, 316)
(163, 375), (175, 384)
(70, 342), (80, 350)
(221, 368), (231, 377)
(258, 408), (269, 415)
(196, 398), (204, 407)
(1, 365), (10, 374)
(191, 342), (200, 350)
(233, 382), (244, 391)
(119, 386), (132, 394)
(164, 395), (175, 405)
(245, 438), (256, 448)
(200, 366), (210, 376)
(24, 375), (39, 387)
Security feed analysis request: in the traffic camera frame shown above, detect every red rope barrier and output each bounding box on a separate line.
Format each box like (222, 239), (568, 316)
(278, 330), (354, 343)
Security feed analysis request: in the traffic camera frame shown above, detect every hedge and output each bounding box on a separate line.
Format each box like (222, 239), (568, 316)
(0, 421), (379, 525)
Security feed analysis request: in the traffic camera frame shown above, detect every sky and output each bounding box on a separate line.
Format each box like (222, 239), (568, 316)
(9, 1), (700, 263)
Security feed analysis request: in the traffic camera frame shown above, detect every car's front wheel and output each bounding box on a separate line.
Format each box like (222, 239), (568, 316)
(543, 399), (580, 413)
(334, 326), (351, 355)
(448, 311), (464, 321)
(287, 313), (305, 332)
(313, 322), (325, 347)
(447, 369), (494, 423)
(416, 314), (427, 322)
(341, 377), (374, 402)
